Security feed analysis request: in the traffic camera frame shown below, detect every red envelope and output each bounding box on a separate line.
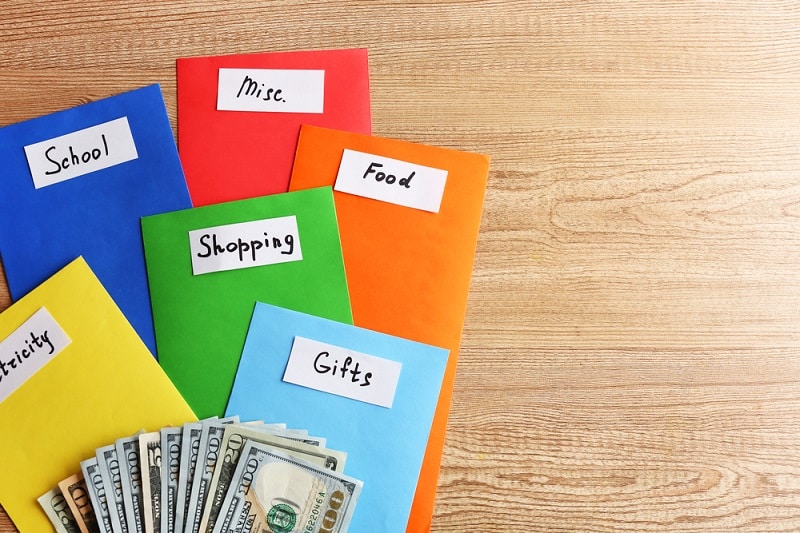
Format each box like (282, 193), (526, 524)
(177, 49), (371, 206)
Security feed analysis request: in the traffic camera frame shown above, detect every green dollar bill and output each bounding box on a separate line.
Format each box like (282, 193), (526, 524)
(38, 487), (81, 533)
(139, 431), (162, 533)
(58, 472), (100, 533)
(80, 458), (113, 533)
(160, 427), (183, 533)
(96, 444), (129, 533)
(186, 416), (239, 533)
(116, 434), (145, 533)
(200, 426), (345, 533)
(174, 421), (203, 533)
(212, 441), (361, 533)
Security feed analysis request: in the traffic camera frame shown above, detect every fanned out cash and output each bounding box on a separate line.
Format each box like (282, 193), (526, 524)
(38, 418), (362, 533)
(212, 441), (361, 533)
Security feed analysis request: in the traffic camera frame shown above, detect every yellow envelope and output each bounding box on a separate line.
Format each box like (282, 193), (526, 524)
(0, 257), (196, 532)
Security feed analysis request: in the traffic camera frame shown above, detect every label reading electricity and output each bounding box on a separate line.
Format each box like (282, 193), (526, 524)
(0, 307), (71, 404)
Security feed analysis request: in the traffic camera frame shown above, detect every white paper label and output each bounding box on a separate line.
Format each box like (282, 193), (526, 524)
(283, 336), (403, 409)
(24, 117), (138, 189)
(188, 215), (303, 275)
(0, 307), (71, 404)
(217, 68), (325, 113)
(334, 149), (449, 213)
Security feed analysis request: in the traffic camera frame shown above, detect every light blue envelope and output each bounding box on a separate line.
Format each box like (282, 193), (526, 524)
(225, 302), (449, 533)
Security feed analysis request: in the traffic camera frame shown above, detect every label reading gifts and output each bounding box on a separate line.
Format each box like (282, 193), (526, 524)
(283, 336), (403, 409)
(24, 117), (138, 189)
(334, 149), (449, 213)
(0, 307), (71, 404)
(188, 215), (303, 275)
(217, 68), (325, 114)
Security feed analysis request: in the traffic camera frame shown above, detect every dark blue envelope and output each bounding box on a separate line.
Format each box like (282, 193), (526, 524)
(0, 84), (191, 356)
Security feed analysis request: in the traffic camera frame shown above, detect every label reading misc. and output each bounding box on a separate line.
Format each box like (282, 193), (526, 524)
(334, 149), (449, 213)
(217, 68), (325, 114)
(24, 117), (138, 189)
(0, 307), (71, 404)
(283, 336), (403, 409)
(188, 215), (303, 275)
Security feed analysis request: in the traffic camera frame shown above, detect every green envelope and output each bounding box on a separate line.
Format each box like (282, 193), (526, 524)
(142, 186), (352, 418)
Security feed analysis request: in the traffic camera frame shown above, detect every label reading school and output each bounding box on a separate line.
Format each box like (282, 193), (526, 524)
(24, 117), (139, 189)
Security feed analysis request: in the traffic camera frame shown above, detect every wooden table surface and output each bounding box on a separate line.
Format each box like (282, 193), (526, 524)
(3, 1), (800, 531)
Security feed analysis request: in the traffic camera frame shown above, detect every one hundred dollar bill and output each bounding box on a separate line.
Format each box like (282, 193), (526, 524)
(38, 487), (80, 533)
(184, 417), (239, 533)
(241, 422), (308, 437)
(199, 426), (346, 533)
(116, 434), (145, 533)
(174, 421), (203, 533)
(139, 431), (162, 533)
(58, 472), (100, 533)
(211, 441), (362, 533)
(96, 444), (129, 533)
(80, 457), (113, 533)
(160, 427), (183, 533)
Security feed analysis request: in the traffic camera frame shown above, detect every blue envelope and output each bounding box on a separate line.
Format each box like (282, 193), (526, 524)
(0, 84), (192, 355)
(225, 302), (449, 533)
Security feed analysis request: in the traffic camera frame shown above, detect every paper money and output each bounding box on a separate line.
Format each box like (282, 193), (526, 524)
(116, 434), (145, 533)
(185, 417), (239, 533)
(96, 444), (129, 533)
(58, 472), (100, 533)
(160, 427), (182, 533)
(80, 457), (113, 533)
(139, 431), (162, 533)
(228, 422), (325, 447)
(38, 487), (81, 533)
(174, 422), (202, 533)
(212, 441), (362, 533)
(199, 426), (346, 533)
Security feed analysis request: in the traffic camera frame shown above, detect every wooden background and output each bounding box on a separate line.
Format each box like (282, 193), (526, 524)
(3, 1), (800, 531)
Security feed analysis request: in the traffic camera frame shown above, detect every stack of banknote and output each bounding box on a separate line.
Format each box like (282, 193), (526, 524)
(37, 416), (363, 533)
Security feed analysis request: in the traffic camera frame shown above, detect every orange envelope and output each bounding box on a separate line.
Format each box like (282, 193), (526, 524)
(289, 125), (489, 532)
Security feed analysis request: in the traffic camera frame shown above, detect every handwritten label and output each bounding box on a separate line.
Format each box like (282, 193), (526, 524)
(188, 215), (303, 275)
(334, 149), (449, 213)
(217, 68), (325, 114)
(0, 307), (71, 404)
(24, 117), (138, 189)
(283, 336), (403, 408)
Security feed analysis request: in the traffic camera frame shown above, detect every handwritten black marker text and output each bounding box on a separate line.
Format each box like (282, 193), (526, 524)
(196, 232), (295, 263)
(44, 134), (110, 176)
(313, 351), (372, 387)
(236, 75), (286, 103)
(363, 162), (414, 188)
(0, 329), (54, 384)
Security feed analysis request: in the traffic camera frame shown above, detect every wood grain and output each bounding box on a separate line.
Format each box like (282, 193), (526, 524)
(3, 1), (800, 531)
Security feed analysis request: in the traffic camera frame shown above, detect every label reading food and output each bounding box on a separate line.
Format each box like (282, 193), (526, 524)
(334, 149), (449, 213)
